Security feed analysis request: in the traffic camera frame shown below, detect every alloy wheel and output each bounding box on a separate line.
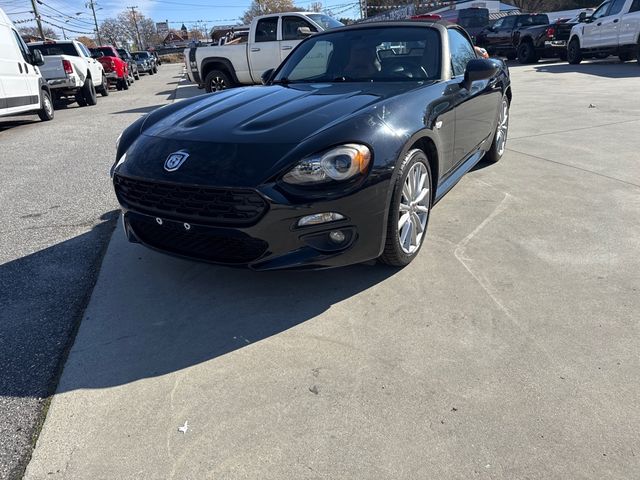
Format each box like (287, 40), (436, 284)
(496, 99), (509, 156)
(398, 162), (430, 254)
(44, 95), (53, 116)
(210, 76), (227, 91)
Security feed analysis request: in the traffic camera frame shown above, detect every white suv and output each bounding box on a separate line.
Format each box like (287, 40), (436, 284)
(568, 0), (640, 64)
(0, 8), (54, 121)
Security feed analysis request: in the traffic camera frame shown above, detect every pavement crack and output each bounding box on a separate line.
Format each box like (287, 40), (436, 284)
(506, 147), (640, 190)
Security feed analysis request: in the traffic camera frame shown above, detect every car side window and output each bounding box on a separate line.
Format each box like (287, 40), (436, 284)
(11, 29), (31, 63)
(255, 17), (278, 42)
(492, 18), (503, 29)
(630, 0), (640, 12)
(500, 16), (516, 30)
(607, 0), (627, 15)
(282, 16), (317, 40)
(591, 2), (611, 20)
(448, 29), (476, 77)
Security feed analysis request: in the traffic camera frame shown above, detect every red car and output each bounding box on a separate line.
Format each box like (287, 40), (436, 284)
(90, 46), (130, 91)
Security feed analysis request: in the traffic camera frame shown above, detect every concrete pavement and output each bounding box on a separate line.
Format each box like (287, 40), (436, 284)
(22, 60), (640, 479)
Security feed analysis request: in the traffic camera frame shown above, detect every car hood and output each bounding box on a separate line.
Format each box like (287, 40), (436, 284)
(141, 82), (427, 144)
(119, 82), (430, 187)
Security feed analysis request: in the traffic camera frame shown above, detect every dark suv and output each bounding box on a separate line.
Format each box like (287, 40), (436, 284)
(476, 14), (549, 59)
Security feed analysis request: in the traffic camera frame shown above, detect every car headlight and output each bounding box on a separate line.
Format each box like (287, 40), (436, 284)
(282, 144), (371, 185)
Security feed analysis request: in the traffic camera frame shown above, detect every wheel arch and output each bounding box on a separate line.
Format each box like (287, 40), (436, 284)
(201, 58), (239, 85)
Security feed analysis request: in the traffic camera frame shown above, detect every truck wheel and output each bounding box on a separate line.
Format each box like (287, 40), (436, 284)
(619, 51), (632, 62)
(567, 38), (582, 65)
(79, 77), (97, 106)
(122, 78), (129, 90)
(37, 90), (54, 121)
(205, 70), (233, 93)
(517, 42), (538, 64)
(153, 66), (158, 74)
(116, 79), (123, 91)
(98, 74), (109, 96)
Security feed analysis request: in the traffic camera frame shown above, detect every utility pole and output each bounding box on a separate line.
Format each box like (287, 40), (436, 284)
(127, 6), (143, 49)
(29, 0), (45, 40)
(86, 0), (102, 45)
(61, 26), (67, 40)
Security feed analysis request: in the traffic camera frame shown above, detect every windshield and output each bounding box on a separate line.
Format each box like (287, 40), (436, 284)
(116, 49), (129, 58)
(458, 9), (489, 29)
(92, 47), (116, 58)
(132, 52), (149, 60)
(274, 26), (441, 84)
(28, 43), (78, 57)
(307, 14), (344, 30)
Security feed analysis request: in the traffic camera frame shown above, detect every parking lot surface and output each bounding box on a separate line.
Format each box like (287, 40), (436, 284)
(9, 60), (640, 479)
(0, 64), (197, 480)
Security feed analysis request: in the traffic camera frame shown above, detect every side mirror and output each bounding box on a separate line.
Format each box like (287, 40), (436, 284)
(297, 26), (313, 37)
(30, 49), (45, 66)
(261, 68), (275, 85)
(486, 25), (495, 32)
(578, 11), (588, 22)
(463, 59), (499, 90)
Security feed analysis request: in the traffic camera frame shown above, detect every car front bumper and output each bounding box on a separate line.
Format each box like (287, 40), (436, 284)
(117, 178), (389, 271)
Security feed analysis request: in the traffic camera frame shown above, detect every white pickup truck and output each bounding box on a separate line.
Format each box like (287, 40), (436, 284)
(567, 0), (640, 64)
(27, 40), (108, 106)
(185, 12), (343, 92)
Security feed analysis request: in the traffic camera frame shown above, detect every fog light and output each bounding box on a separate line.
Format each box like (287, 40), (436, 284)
(297, 212), (345, 227)
(329, 230), (346, 243)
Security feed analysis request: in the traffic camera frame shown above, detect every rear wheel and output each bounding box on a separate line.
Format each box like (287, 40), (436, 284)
(122, 77), (129, 90)
(567, 38), (582, 64)
(37, 90), (54, 121)
(83, 78), (97, 106)
(517, 42), (538, 64)
(98, 74), (109, 96)
(379, 149), (432, 267)
(204, 70), (233, 93)
(483, 96), (510, 164)
(116, 79), (123, 91)
(153, 66), (158, 73)
(149, 68), (155, 75)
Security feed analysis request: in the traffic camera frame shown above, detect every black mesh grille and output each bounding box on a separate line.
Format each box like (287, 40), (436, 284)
(129, 217), (268, 264)
(114, 175), (268, 226)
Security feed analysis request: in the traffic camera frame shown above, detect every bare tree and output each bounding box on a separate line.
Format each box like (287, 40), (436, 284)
(242, 0), (300, 24)
(76, 36), (97, 48)
(19, 26), (59, 40)
(309, 2), (323, 12)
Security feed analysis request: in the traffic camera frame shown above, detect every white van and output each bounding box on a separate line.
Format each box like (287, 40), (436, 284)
(0, 8), (54, 121)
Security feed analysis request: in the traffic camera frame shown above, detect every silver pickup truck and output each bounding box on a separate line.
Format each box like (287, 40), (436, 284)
(27, 40), (108, 106)
(185, 12), (342, 92)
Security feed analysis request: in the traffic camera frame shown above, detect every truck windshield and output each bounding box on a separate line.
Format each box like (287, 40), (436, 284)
(28, 43), (78, 57)
(458, 9), (489, 29)
(91, 47), (116, 57)
(307, 14), (344, 30)
(274, 26), (441, 84)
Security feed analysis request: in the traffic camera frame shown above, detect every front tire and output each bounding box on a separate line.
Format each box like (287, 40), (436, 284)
(204, 70), (233, 93)
(568, 38), (582, 64)
(37, 90), (54, 121)
(517, 42), (538, 64)
(483, 96), (510, 164)
(379, 149), (432, 267)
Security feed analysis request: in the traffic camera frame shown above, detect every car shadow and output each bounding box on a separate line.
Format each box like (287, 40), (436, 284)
(0, 211), (119, 400)
(532, 60), (639, 78)
(0, 218), (398, 397)
(112, 104), (165, 115)
(0, 118), (39, 132)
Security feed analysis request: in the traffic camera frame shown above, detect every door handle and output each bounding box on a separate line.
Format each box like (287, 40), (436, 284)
(18, 63), (22, 73)
(251, 47), (260, 52)
(613, 18), (619, 23)
(281, 45), (292, 50)
(24, 63), (29, 73)
(597, 22), (602, 26)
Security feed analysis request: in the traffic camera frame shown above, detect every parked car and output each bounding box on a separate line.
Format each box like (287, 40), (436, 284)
(438, 7), (490, 42)
(512, 16), (578, 63)
(28, 40), (107, 106)
(132, 51), (157, 75)
(117, 48), (139, 81)
(476, 13), (550, 59)
(185, 12), (343, 92)
(568, 0), (640, 64)
(112, 21), (511, 269)
(0, 7), (53, 121)
(90, 46), (129, 90)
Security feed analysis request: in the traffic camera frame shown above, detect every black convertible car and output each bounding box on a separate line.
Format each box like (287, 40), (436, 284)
(112, 20), (511, 270)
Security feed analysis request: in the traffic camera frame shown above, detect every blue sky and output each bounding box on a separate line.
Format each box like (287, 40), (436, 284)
(1, 0), (361, 39)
